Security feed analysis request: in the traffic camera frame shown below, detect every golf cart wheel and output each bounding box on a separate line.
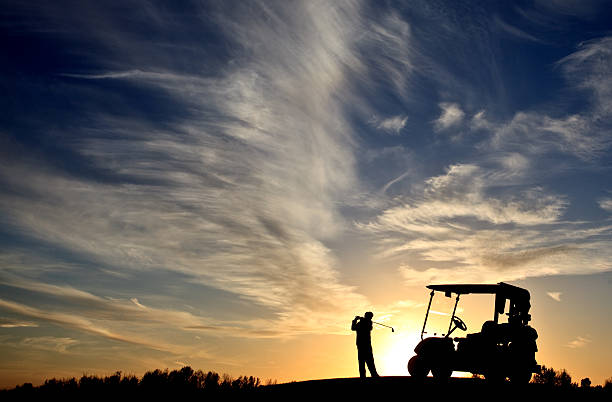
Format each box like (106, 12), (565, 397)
(408, 356), (429, 379)
(509, 371), (532, 385)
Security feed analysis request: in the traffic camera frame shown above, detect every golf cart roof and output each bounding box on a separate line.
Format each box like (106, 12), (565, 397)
(424, 282), (532, 328)
(426, 282), (530, 300)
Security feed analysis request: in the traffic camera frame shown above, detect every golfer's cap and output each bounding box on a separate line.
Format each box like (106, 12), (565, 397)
(364, 311), (373, 318)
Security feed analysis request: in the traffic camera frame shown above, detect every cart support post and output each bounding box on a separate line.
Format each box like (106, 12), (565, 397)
(447, 294), (460, 337)
(421, 290), (435, 340)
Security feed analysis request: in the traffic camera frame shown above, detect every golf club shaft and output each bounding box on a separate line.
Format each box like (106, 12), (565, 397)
(372, 321), (393, 329)
(356, 316), (394, 331)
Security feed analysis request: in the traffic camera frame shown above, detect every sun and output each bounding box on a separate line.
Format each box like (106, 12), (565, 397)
(378, 330), (422, 376)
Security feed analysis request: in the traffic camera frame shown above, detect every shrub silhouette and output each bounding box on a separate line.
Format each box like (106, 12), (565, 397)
(532, 365), (577, 388)
(532, 365), (556, 386)
(3, 366), (611, 400)
(1, 366), (263, 399)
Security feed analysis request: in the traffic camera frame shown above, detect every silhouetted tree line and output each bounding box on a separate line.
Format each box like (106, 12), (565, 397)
(3, 364), (612, 401)
(1, 366), (271, 400)
(532, 365), (612, 393)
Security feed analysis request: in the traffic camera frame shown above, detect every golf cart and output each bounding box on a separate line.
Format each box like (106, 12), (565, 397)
(408, 282), (540, 383)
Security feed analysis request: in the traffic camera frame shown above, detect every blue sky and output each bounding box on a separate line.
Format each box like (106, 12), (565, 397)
(1, 0), (612, 386)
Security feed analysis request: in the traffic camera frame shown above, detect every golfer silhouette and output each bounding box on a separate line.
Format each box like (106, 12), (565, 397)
(351, 312), (380, 378)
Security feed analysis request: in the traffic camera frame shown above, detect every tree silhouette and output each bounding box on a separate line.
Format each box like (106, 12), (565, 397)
(2, 366), (611, 400)
(1, 366), (264, 399)
(532, 365), (557, 386)
(532, 365), (581, 388)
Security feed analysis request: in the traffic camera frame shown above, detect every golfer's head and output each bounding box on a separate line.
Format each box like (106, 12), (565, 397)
(364, 311), (373, 319)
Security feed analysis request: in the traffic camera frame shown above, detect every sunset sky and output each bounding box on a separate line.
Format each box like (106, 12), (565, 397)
(1, 0), (612, 388)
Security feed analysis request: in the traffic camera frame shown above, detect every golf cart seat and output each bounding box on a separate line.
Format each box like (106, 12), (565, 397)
(481, 320), (496, 334)
(464, 321), (496, 338)
(462, 320), (498, 347)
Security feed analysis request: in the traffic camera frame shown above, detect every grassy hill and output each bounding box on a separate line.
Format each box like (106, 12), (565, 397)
(3, 370), (610, 401)
(261, 376), (610, 401)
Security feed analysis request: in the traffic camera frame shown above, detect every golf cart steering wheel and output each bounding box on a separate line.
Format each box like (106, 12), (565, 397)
(452, 316), (467, 331)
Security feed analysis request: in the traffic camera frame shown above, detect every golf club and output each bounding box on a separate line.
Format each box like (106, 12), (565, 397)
(373, 321), (395, 332)
(357, 316), (394, 332)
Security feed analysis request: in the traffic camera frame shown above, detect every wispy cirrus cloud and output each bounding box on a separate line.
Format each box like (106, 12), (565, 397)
(434, 103), (465, 131)
(467, 37), (612, 162)
(0, 298), (168, 350)
(2, 1), (612, 385)
(547, 291), (562, 302)
(599, 198), (612, 212)
(21, 337), (78, 354)
(0, 1), (422, 342)
(1, 336), (79, 354)
(561, 38), (612, 128)
(372, 115), (409, 134)
(360, 163), (567, 232)
(0, 275), (305, 340)
(358, 160), (612, 285)
(566, 336), (591, 349)
(493, 16), (545, 44)
(481, 112), (606, 160)
(0, 317), (38, 328)
(559, 37), (612, 115)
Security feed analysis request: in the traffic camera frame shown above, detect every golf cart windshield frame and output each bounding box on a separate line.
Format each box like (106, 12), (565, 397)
(420, 290), (461, 340)
(420, 282), (532, 340)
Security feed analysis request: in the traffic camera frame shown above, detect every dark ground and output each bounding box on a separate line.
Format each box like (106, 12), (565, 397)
(3, 375), (610, 401)
(258, 376), (610, 401)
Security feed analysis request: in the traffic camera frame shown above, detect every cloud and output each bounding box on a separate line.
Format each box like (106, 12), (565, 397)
(493, 16), (545, 44)
(373, 115), (409, 134)
(60, 70), (186, 81)
(481, 246), (576, 270)
(566, 336), (591, 348)
(391, 222), (612, 285)
(546, 291), (562, 302)
(372, 115), (408, 134)
(557, 37), (612, 137)
(0, 276), (275, 338)
(360, 164), (567, 232)
(389, 37), (612, 283)
(599, 198), (612, 212)
(1, 1), (413, 339)
(434, 103), (465, 131)
(0, 298), (166, 350)
(359, 160), (612, 285)
(0, 275), (107, 303)
(380, 171), (412, 194)
(0, 317), (38, 328)
(2, 1), (612, 357)
(130, 298), (147, 309)
(471, 110), (493, 131)
(21, 337), (78, 354)
(481, 112), (606, 161)
(468, 38), (612, 162)
(360, 10), (414, 96)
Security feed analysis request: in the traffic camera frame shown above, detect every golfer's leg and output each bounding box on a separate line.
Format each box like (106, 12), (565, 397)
(358, 348), (367, 378)
(366, 354), (379, 377)
(358, 357), (366, 378)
